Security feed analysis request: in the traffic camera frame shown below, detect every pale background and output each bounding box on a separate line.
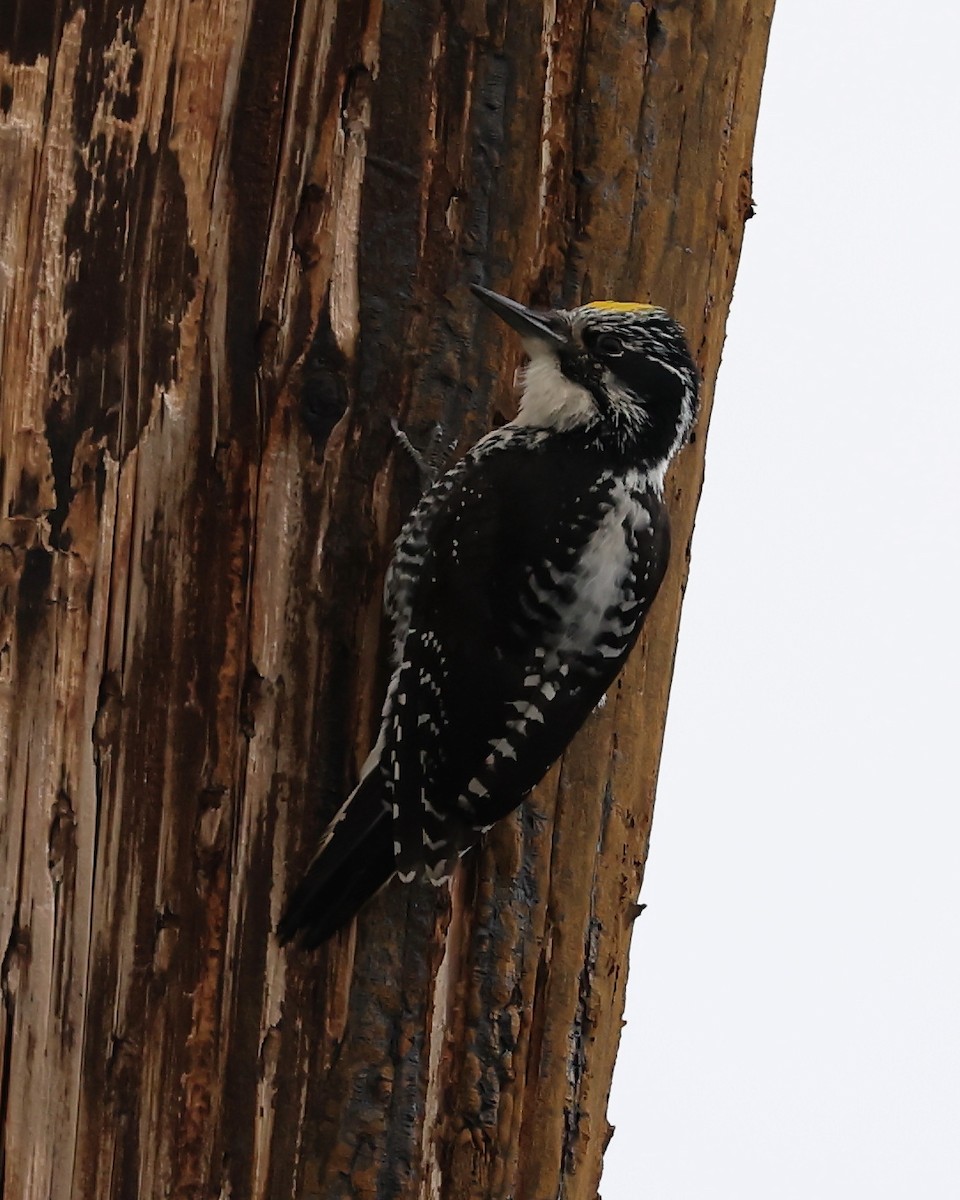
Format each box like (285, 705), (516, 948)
(604, 3), (960, 1196)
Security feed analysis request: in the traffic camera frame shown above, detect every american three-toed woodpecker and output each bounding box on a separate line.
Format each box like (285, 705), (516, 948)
(279, 285), (699, 947)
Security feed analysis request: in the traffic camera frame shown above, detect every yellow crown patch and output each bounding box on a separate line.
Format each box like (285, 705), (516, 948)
(583, 300), (658, 314)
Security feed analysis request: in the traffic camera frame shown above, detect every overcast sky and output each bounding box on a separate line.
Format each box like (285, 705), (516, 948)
(604, 3), (960, 1196)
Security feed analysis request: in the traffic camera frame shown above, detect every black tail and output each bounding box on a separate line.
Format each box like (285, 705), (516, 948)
(278, 773), (396, 949)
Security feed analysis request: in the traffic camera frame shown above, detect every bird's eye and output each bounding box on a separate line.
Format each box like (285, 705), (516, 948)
(594, 333), (625, 357)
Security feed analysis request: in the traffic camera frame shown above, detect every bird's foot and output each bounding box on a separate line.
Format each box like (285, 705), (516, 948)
(391, 418), (456, 490)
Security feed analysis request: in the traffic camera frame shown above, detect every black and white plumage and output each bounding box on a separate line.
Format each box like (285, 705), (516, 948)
(279, 287), (699, 947)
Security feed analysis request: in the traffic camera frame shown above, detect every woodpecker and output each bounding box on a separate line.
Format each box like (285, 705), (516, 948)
(279, 285), (699, 947)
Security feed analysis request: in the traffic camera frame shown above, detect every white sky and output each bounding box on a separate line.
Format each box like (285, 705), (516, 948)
(605, 3), (960, 1196)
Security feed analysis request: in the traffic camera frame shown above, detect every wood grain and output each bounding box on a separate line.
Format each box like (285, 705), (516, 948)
(0, 2), (774, 1196)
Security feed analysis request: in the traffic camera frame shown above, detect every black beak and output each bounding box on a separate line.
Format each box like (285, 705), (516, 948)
(470, 285), (569, 349)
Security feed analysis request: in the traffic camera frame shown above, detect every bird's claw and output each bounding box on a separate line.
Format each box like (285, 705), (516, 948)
(391, 418), (454, 490)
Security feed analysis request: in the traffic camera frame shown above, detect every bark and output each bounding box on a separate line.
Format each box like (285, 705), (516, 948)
(0, 2), (773, 1197)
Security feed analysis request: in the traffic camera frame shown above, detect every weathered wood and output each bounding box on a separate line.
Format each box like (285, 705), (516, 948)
(0, 2), (773, 1197)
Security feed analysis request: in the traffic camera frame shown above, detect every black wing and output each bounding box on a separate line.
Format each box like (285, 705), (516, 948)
(380, 436), (670, 881)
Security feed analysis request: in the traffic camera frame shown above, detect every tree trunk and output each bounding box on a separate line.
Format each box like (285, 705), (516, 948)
(0, 2), (773, 1197)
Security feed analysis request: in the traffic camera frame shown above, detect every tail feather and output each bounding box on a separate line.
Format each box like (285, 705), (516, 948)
(278, 773), (396, 948)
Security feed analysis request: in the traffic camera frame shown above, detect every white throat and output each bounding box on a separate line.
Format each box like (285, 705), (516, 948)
(514, 348), (596, 432)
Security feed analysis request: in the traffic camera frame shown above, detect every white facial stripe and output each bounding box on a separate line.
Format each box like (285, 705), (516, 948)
(602, 371), (650, 426)
(515, 349), (596, 432)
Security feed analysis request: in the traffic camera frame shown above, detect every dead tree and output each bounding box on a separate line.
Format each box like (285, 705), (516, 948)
(0, 2), (773, 1197)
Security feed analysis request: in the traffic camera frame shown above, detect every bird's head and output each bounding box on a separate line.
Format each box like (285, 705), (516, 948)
(472, 284), (699, 488)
